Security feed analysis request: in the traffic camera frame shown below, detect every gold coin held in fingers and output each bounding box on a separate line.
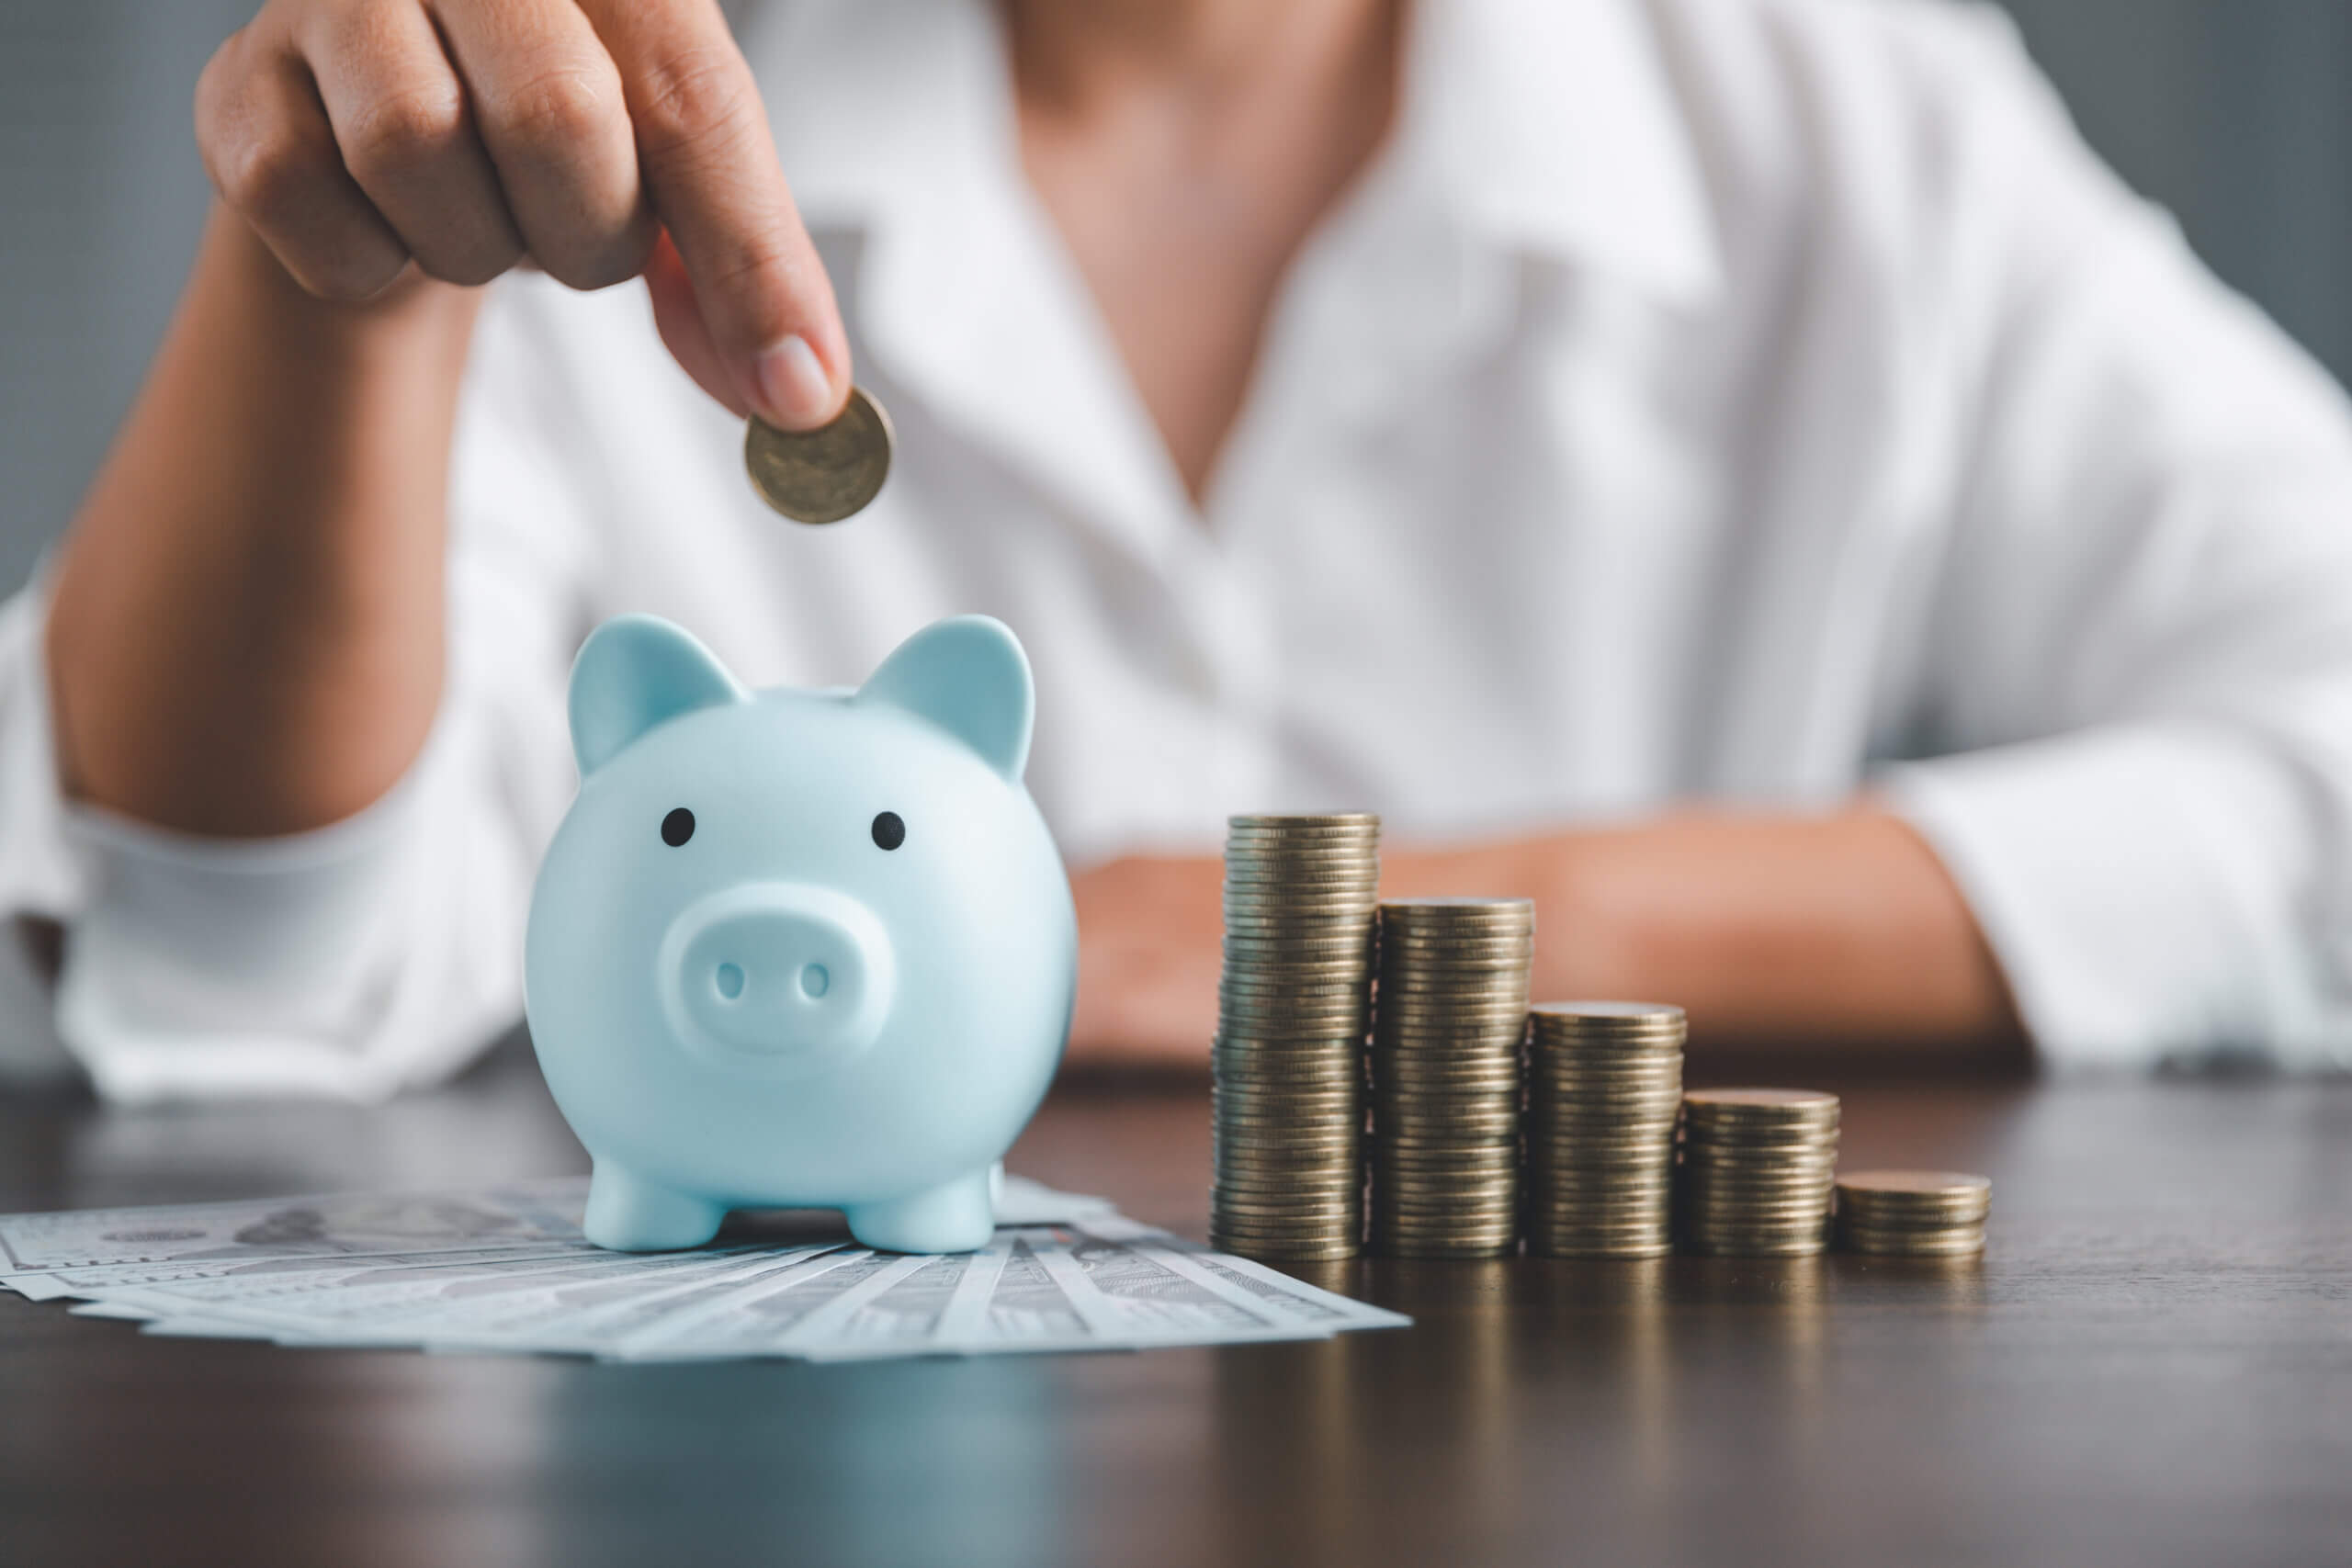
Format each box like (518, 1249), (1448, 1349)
(743, 387), (895, 524)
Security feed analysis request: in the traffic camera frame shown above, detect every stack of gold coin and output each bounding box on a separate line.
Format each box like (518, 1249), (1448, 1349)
(1524, 1002), (1686, 1258)
(1835, 1169), (1991, 1257)
(1368, 897), (1534, 1259)
(1209, 814), (1382, 1262)
(1677, 1089), (1840, 1256)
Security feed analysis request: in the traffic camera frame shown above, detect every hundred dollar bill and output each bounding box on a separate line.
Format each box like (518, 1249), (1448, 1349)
(0, 1173), (1107, 1300)
(798, 1229), (1334, 1362)
(1077, 1214), (1411, 1335)
(436, 1247), (861, 1357)
(7, 1182), (1406, 1362)
(121, 1248), (806, 1346)
(1040, 1229), (1329, 1349)
(90, 1227), (1406, 1359)
(85, 1247), (751, 1343)
(610, 1233), (1116, 1362)
(303, 1247), (841, 1351)
(0, 1179), (591, 1288)
(753, 1233), (1114, 1362)
(612, 1248), (909, 1361)
(792, 1250), (978, 1357)
(10, 1242), (599, 1305)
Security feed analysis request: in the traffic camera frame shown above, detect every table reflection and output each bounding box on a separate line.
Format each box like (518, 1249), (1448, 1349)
(1202, 1249), (1991, 1565)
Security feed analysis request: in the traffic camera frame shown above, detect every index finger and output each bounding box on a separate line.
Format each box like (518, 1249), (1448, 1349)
(581, 0), (848, 429)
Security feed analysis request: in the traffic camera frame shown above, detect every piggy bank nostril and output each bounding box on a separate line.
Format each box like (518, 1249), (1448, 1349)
(715, 962), (745, 1000)
(799, 963), (831, 999)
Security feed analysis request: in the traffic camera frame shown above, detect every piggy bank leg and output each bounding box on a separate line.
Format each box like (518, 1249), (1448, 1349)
(584, 1160), (728, 1251)
(848, 1168), (997, 1254)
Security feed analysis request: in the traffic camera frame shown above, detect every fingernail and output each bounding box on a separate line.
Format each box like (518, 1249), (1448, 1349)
(753, 334), (836, 429)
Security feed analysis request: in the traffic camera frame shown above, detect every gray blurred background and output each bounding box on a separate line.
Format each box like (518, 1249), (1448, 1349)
(5, 1), (2352, 596)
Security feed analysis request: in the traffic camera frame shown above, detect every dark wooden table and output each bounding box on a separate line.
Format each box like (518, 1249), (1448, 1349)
(2, 1039), (2346, 1568)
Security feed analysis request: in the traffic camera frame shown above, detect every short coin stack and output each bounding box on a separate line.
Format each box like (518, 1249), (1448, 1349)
(1835, 1169), (1991, 1257)
(1368, 897), (1534, 1259)
(1210, 814), (1383, 1263)
(1524, 1003), (1686, 1258)
(1677, 1089), (1841, 1257)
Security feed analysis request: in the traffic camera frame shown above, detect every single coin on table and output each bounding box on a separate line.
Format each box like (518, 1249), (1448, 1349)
(743, 387), (895, 524)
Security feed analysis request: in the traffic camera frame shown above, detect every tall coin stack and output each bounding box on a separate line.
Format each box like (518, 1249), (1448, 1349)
(1676, 1089), (1841, 1257)
(1524, 1003), (1686, 1258)
(1834, 1170), (1991, 1257)
(1210, 813), (1382, 1263)
(1368, 897), (1535, 1259)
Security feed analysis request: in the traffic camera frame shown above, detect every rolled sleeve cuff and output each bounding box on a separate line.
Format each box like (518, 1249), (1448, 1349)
(1881, 725), (2342, 1071)
(0, 579), (86, 919)
(56, 762), (447, 1104)
(0, 569), (525, 1102)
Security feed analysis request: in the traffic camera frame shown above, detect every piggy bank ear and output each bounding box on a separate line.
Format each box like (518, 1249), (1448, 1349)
(855, 615), (1035, 779)
(568, 615), (747, 776)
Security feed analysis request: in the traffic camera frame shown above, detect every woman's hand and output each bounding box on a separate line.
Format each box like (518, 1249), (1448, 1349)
(194, 0), (847, 428)
(1062, 810), (2024, 1073)
(1067, 855), (1227, 1069)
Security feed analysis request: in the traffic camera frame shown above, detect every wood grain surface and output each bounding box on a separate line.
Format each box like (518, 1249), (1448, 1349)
(1, 1038), (2345, 1568)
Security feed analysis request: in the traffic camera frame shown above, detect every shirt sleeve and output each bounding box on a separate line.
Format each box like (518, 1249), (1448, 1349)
(0, 278), (595, 1103)
(1875, 10), (2352, 1069)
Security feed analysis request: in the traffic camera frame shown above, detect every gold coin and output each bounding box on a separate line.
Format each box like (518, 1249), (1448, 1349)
(1684, 1087), (1838, 1110)
(1836, 1169), (1991, 1200)
(1838, 1222), (1986, 1256)
(1529, 1000), (1686, 1025)
(742, 387), (894, 524)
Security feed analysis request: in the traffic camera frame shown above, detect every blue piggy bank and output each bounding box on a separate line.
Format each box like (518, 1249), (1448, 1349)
(523, 614), (1078, 1255)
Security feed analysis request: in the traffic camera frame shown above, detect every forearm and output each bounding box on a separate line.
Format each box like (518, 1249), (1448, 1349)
(1066, 807), (2024, 1068)
(1382, 808), (2023, 1060)
(46, 206), (480, 836)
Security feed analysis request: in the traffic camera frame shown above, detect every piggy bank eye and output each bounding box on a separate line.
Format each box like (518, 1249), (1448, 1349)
(661, 807), (695, 847)
(871, 811), (906, 851)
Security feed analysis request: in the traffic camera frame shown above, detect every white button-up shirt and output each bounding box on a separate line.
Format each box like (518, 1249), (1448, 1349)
(6, 0), (2352, 1100)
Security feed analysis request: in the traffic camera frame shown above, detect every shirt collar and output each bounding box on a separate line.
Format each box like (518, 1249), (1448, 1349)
(1398, 0), (1724, 304)
(746, 0), (1199, 560)
(749, 0), (1724, 304)
(741, 0), (1002, 231)
(733, 0), (1724, 559)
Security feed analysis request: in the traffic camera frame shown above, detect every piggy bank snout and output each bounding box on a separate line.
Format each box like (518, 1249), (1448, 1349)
(658, 883), (897, 1071)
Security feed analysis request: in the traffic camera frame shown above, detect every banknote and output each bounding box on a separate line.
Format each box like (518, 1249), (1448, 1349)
(15, 1243), (598, 1306)
(609, 1248), (908, 1361)
(296, 1247), (838, 1351)
(1, 1185), (1409, 1363)
(1079, 1213), (1410, 1334)
(73, 1247), (746, 1342)
(0, 1179), (590, 1290)
(639, 1223), (1388, 1363)
(795, 1227), (1332, 1362)
(611, 1232), (1125, 1362)
(443, 1247), (870, 1357)
(0, 1172), (1109, 1299)
(26, 1241), (597, 1316)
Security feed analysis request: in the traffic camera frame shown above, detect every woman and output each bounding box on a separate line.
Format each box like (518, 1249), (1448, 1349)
(9, 0), (2352, 1100)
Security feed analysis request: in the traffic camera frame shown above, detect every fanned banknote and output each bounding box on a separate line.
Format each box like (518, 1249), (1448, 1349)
(0, 1171), (1107, 1299)
(0, 1180), (1408, 1360)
